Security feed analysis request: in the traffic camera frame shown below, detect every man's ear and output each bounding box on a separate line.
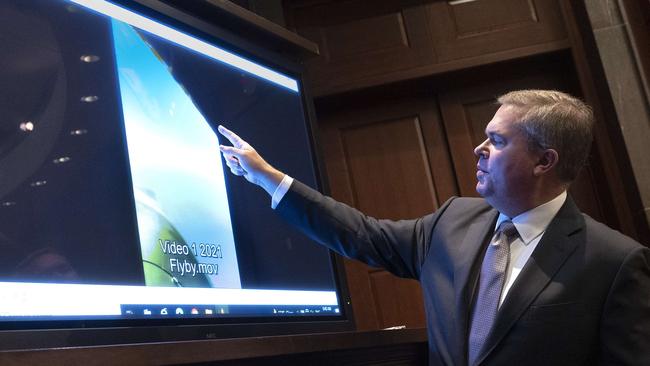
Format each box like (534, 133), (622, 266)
(533, 149), (559, 176)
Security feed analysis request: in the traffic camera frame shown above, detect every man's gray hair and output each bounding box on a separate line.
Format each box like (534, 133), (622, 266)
(498, 90), (594, 182)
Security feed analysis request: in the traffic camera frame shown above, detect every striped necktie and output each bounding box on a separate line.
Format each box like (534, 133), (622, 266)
(468, 220), (518, 365)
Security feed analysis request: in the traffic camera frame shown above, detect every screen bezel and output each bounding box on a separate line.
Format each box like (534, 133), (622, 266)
(0, 0), (354, 350)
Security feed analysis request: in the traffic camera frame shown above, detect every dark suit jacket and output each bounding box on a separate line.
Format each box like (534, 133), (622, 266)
(276, 180), (650, 366)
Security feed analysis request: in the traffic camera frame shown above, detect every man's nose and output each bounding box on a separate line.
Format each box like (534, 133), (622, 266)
(474, 139), (488, 158)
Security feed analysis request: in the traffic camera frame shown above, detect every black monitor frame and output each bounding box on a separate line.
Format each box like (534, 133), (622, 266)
(0, 0), (354, 350)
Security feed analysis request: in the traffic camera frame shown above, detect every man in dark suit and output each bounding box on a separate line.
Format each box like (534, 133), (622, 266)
(218, 90), (650, 365)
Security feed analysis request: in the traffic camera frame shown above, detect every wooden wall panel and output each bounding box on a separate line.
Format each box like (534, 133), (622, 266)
(288, 0), (437, 94)
(286, 0), (570, 96)
(438, 96), (491, 198)
(324, 13), (409, 59)
(451, 0), (537, 36)
(429, 0), (567, 62)
(339, 115), (437, 219)
(319, 97), (458, 330)
(369, 269), (425, 329)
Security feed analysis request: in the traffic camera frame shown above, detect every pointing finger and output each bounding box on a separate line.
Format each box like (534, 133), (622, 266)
(218, 125), (247, 149)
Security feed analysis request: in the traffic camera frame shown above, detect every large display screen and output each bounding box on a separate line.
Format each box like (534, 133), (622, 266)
(0, 0), (343, 329)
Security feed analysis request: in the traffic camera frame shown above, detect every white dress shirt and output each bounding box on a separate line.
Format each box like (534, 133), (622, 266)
(495, 191), (567, 306)
(271, 175), (294, 209)
(271, 175), (567, 307)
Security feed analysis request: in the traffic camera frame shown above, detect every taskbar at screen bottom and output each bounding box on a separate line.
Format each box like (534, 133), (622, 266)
(121, 304), (341, 318)
(0, 305), (341, 322)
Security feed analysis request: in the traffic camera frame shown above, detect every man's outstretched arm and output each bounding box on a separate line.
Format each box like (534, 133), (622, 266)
(217, 125), (437, 279)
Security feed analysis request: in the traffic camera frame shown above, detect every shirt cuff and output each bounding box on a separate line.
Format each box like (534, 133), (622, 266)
(271, 175), (294, 209)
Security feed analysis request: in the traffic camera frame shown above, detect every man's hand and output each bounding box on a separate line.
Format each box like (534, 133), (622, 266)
(218, 125), (285, 196)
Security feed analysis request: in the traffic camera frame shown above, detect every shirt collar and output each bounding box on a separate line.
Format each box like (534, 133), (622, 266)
(495, 191), (567, 245)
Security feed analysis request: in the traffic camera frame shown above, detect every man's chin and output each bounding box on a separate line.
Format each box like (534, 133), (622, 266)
(475, 183), (490, 198)
(476, 182), (485, 197)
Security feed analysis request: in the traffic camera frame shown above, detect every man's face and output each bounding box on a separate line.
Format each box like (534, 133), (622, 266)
(474, 105), (539, 210)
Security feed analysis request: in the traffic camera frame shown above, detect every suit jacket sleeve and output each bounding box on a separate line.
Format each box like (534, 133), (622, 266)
(275, 180), (453, 280)
(599, 245), (650, 365)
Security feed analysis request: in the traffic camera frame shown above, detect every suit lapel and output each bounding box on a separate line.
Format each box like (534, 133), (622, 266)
(474, 197), (585, 365)
(452, 210), (498, 365)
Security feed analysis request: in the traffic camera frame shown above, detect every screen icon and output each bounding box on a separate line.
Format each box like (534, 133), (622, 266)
(205, 309), (213, 315)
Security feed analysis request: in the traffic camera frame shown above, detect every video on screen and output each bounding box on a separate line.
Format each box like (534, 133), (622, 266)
(0, 0), (340, 320)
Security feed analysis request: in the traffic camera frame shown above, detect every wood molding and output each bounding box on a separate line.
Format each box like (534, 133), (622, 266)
(310, 40), (570, 97)
(560, 0), (650, 243)
(619, 0), (650, 106)
(0, 329), (427, 365)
